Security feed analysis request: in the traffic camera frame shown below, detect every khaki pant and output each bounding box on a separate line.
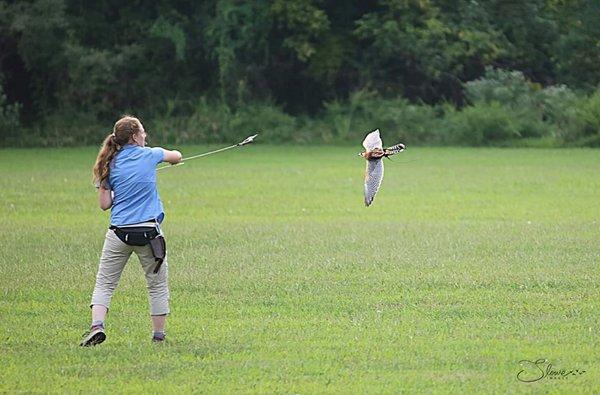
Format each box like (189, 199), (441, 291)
(90, 226), (170, 315)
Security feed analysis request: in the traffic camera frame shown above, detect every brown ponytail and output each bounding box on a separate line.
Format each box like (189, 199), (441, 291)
(92, 115), (142, 187)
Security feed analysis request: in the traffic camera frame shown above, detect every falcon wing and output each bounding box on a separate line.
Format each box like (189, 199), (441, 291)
(384, 143), (405, 156)
(364, 158), (384, 207)
(362, 129), (383, 151)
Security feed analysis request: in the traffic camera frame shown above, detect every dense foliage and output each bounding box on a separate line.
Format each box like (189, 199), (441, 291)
(0, 0), (598, 146)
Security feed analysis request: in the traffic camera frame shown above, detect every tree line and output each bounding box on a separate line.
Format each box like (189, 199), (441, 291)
(0, 0), (598, 146)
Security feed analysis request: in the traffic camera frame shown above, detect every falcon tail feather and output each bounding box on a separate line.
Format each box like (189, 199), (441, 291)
(384, 143), (406, 156)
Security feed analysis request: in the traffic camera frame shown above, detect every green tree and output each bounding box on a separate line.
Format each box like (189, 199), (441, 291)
(355, 0), (505, 103)
(2, 0), (68, 116)
(205, 0), (271, 107)
(549, 0), (600, 89)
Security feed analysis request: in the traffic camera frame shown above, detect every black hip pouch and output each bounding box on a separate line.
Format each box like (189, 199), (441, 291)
(110, 225), (166, 273)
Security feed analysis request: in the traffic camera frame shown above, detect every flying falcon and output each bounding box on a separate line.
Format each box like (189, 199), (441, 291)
(359, 129), (405, 207)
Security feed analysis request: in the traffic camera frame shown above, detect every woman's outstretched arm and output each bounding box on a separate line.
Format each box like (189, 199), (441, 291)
(162, 149), (182, 164)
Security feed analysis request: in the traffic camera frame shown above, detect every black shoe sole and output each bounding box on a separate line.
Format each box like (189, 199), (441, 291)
(81, 331), (106, 347)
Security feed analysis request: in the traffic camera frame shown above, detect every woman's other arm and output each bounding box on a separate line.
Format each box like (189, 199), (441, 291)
(98, 186), (113, 210)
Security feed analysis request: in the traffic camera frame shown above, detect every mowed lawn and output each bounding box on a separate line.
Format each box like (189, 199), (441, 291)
(0, 145), (599, 393)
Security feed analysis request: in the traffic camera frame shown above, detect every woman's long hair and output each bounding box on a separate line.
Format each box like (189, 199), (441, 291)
(92, 115), (142, 187)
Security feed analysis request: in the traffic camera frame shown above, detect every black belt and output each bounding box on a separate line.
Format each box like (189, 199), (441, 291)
(109, 224), (166, 273)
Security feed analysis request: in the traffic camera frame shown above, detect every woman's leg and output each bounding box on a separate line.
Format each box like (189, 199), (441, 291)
(92, 304), (108, 322)
(82, 230), (132, 346)
(134, 242), (170, 340)
(151, 314), (166, 332)
(91, 230), (133, 312)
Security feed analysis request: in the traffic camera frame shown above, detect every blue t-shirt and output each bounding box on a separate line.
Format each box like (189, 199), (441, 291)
(108, 144), (165, 226)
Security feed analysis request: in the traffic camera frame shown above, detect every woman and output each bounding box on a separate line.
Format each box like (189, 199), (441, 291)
(81, 115), (182, 346)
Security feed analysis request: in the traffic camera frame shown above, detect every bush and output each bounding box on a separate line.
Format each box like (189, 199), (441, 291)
(29, 111), (100, 147)
(322, 89), (442, 145)
(354, 97), (441, 145)
(465, 67), (537, 109)
(148, 98), (230, 144)
(537, 85), (584, 142)
(2, 68), (598, 147)
(321, 89), (376, 142)
(228, 103), (297, 143)
(462, 67), (559, 142)
(576, 89), (600, 146)
(535, 86), (600, 146)
(148, 98), (297, 144)
(441, 101), (519, 145)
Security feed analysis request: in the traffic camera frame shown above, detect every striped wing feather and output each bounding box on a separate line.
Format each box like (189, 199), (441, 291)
(385, 143), (405, 156)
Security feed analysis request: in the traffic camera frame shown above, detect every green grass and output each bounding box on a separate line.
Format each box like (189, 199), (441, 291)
(1, 145), (599, 393)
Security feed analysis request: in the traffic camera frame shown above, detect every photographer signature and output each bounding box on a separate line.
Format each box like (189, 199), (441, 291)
(517, 359), (586, 382)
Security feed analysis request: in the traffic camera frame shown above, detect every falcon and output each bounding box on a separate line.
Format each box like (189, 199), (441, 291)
(359, 129), (405, 207)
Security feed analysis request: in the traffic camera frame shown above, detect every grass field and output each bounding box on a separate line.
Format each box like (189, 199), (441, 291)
(1, 145), (599, 393)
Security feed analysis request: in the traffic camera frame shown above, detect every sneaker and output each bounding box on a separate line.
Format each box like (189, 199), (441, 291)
(80, 326), (106, 347)
(152, 335), (165, 343)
